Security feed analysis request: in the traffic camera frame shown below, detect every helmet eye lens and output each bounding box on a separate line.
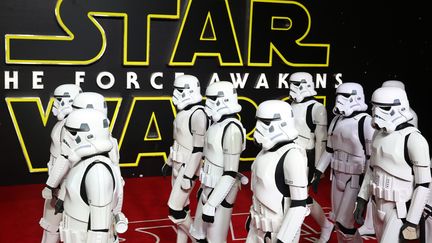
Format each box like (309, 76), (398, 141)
(338, 93), (351, 98)
(379, 106), (392, 111)
(207, 96), (218, 101)
(290, 81), (302, 86)
(258, 118), (272, 126)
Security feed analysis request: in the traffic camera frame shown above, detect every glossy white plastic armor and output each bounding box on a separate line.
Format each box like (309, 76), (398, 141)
(58, 109), (120, 243)
(315, 82), (373, 242)
(47, 92), (127, 238)
(254, 100), (298, 150)
(72, 92), (108, 115)
(247, 100), (309, 243)
(381, 80), (418, 127)
(52, 84), (83, 121)
(69, 91), (126, 227)
(190, 81), (246, 243)
(288, 72), (317, 103)
(371, 87), (413, 133)
(333, 82), (368, 117)
(423, 180), (432, 242)
(40, 84), (82, 243)
(358, 87), (431, 242)
(291, 99), (327, 154)
(289, 72), (333, 243)
(172, 74), (203, 111)
(360, 80), (420, 236)
(167, 74), (208, 243)
(204, 81), (241, 122)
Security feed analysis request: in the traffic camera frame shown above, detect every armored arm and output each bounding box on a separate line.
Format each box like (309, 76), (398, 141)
(45, 155), (70, 190)
(405, 132), (431, 226)
(277, 148), (309, 242)
(312, 103), (328, 165)
(181, 109), (208, 190)
(202, 122), (243, 222)
(85, 163), (114, 243)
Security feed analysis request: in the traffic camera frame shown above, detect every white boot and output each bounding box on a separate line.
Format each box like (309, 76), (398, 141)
(358, 200), (375, 236)
(315, 219), (334, 243)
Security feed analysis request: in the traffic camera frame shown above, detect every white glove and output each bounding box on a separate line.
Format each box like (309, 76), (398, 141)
(42, 186), (53, 200)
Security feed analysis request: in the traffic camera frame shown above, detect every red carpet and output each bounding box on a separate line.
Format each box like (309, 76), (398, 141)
(0, 171), (377, 242)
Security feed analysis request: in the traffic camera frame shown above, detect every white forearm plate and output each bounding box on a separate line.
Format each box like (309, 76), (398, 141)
(46, 155), (70, 188)
(277, 206), (308, 242)
(406, 185), (430, 224)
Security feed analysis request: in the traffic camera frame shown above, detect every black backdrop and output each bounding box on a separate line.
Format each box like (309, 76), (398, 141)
(1, 0), (431, 185)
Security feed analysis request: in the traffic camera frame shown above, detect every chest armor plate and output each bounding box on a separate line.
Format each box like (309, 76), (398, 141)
(371, 127), (418, 181)
(203, 118), (245, 169)
(252, 143), (296, 213)
(330, 115), (365, 157)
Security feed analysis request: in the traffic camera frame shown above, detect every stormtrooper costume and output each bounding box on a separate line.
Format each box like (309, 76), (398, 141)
(288, 72), (334, 242)
(358, 79), (419, 236)
(40, 84), (82, 243)
(45, 92), (128, 241)
(70, 92), (128, 235)
(165, 75), (209, 243)
(312, 82), (375, 242)
(59, 108), (121, 243)
(355, 87), (431, 243)
(189, 81), (247, 243)
(246, 100), (309, 243)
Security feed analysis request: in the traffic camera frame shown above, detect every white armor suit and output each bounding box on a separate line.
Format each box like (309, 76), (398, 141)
(59, 108), (122, 243)
(288, 72), (334, 242)
(165, 74), (209, 243)
(355, 87), (431, 243)
(246, 100), (309, 243)
(189, 81), (247, 243)
(358, 79), (419, 236)
(40, 84), (82, 243)
(312, 82), (374, 242)
(70, 91), (128, 235)
(45, 92), (128, 242)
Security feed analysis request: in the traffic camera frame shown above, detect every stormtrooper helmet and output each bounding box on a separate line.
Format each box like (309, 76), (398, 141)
(371, 86), (413, 133)
(289, 72), (317, 102)
(72, 92), (108, 116)
(253, 100), (298, 150)
(172, 74), (202, 110)
(61, 109), (112, 164)
(381, 80), (406, 90)
(333, 82), (367, 116)
(52, 84), (82, 120)
(205, 81), (241, 122)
